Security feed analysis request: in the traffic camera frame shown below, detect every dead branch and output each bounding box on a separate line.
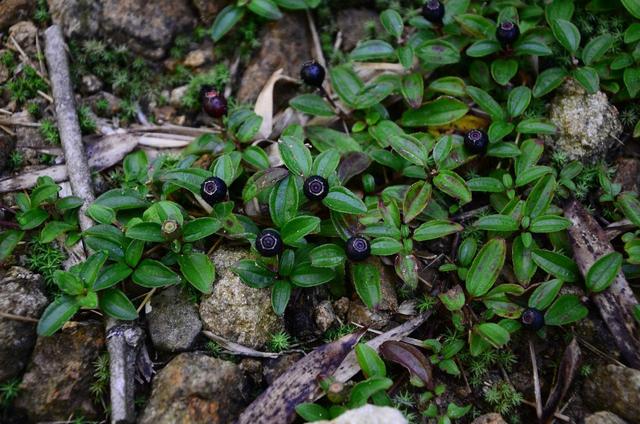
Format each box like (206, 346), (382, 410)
(564, 200), (640, 369)
(44, 25), (144, 423)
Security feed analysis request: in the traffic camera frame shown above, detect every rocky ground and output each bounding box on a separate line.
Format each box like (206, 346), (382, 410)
(1, 1), (640, 423)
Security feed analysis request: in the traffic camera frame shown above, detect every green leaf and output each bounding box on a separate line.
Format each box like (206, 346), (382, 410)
(356, 343), (386, 377)
(289, 94), (334, 117)
(387, 133), (427, 166)
(524, 174), (556, 218)
(621, 0), (640, 19)
(351, 261), (381, 308)
(466, 39), (502, 57)
(350, 40), (395, 61)
(624, 23), (640, 44)
(401, 73), (424, 109)
(93, 262), (133, 290)
(330, 65), (363, 108)
(573, 67), (600, 94)
(123, 150), (148, 183)
(403, 181), (432, 223)
(236, 113), (263, 143)
(380, 9), (404, 38)
(159, 169), (211, 196)
(54, 270), (84, 295)
(532, 249), (580, 282)
(348, 376), (393, 408)
(528, 279), (563, 310)
(279, 135), (312, 176)
(465, 86), (505, 121)
(585, 252), (622, 293)
(281, 215), (321, 245)
(396, 254), (419, 287)
(0, 230), (24, 262)
(544, 294), (588, 326)
(132, 259), (181, 288)
(310, 244), (346, 268)
(39, 221), (76, 243)
(370, 237), (403, 256)
(507, 86), (532, 117)
(533, 68), (567, 98)
(617, 192), (640, 227)
(428, 77), (466, 97)
(248, 0), (282, 19)
(243, 146), (270, 170)
(514, 37), (553, 56)
(413, 220), (463, 241)
(82, 251), (108, 287)
(312, 149), (341, 178)
(30, 183), (60, 208)
(17, 208), (49, 230)
(433, 170), (472, 204)
(99, 289), (137, 320)
(290, 264), (335, 287)
(467, 177), (504, 193)
(182, 217), (222, 242)
(401, 97), (468, 127)
(455, 14), (496, 38)
(353, 81), (395, 109)
(529, 215), (571, 233)
(476, 323), (510, 347)
(269, 176), (299, 228)
(232, 260), (277, 288)
(512, 234), (537, 285)
(211, 5), (245, 41)
(86, 204), (116, 225)
(271, 279), (292, 316)
(491, 59), (518, 86)
(37, 295), (79, 336)
(55, 196), (83, 211)
(624, 67), (640, 97)
(178, 252), (215, 294)
(125, 222), (164, 242)
(416, 40), (461, 65)
(475, 214), (519, 232)
(323, 186), (367, 214)
(551, 19), (581, 53)
(582, 34), (614, 65)
(212, 154), (236, 185)
(295, 403), (330, 422)
(466, 239), (506, 297)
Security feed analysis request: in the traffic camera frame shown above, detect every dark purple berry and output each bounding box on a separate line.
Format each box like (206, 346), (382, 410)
(200, 176), (227, 205)
(496, 21), (520, 47)
(464, 129), (489, 154)
(346, 236), (371, 261)
(303, 175), (329, 201)
(256, 229), (284, 257)
(300, 60), (325, 87)
(201, 86), (228, 118)
(422, 0), (445, 23)
(521, 308), (545, 331)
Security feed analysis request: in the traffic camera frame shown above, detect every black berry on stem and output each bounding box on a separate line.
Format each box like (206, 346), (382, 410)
(346, 236), (371, 261)
(422, 0), (445, 23)
(200, 176), (227, 205)
(464, 129), (489, 154)
(300, 60), (326, 87)
(201, 86), (228, 118)
(303, 175), (329, 201)
(521, 308), (545, 331)
(496, 21), (520, 47)
(256, 229), (284, 257)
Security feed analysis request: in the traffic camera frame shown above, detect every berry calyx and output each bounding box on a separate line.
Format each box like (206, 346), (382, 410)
(201, 86), (228, 118)
(346, 236), (371, 261)
(496, 21), (520, 47)
(300, 60), (326, 87)
(464, 129), (489, 154)
(422, 0), (445, 23)
(256, 229), (284, 257)
(303, 175), (329, 201)
(521, 308), (545, 331)
(200, 176), (227, 205)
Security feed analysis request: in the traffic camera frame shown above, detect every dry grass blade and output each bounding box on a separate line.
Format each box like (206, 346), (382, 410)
(202, 331), (280, 359)
(236, 331), (364, 424)
(254, 69), (297, 140)
(541, 338), (581, 423)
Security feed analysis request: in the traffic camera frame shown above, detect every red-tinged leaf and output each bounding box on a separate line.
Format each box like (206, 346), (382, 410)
(380, 341), (433, 389)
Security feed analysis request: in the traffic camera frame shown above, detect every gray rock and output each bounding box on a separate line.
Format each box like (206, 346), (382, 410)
(471, 414), (508, 424)
(14, 321), (105, 421)
(315, 405), (408, 424)
(347, 257), (398, 329)
(200, 248), (283, 349)
(0, 267), (48, 382)
(547, 79), (622, 163)
(80, 74), (103, 95)
(147, 286), (202, 352)
(263, 352), (303, 385)
(48, 0), (196, 59)
(613, 158), (640, 193)
(139, 352), (249, 424)
(237, 12), (312, 104)
(336, 9), (384, 52)
(583, 364), (640, 423)
(0, 0), (34, 31)
(585, 411), (629, 424)
(314, 300), (337, 333)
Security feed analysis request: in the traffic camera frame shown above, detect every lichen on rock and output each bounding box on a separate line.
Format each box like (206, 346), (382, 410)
(546, 79), (622, 163)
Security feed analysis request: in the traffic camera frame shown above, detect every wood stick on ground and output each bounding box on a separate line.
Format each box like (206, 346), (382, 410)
(529, 339), (543, 421)
(564, 200), (640, 369)
(44, 25), (144, 424)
